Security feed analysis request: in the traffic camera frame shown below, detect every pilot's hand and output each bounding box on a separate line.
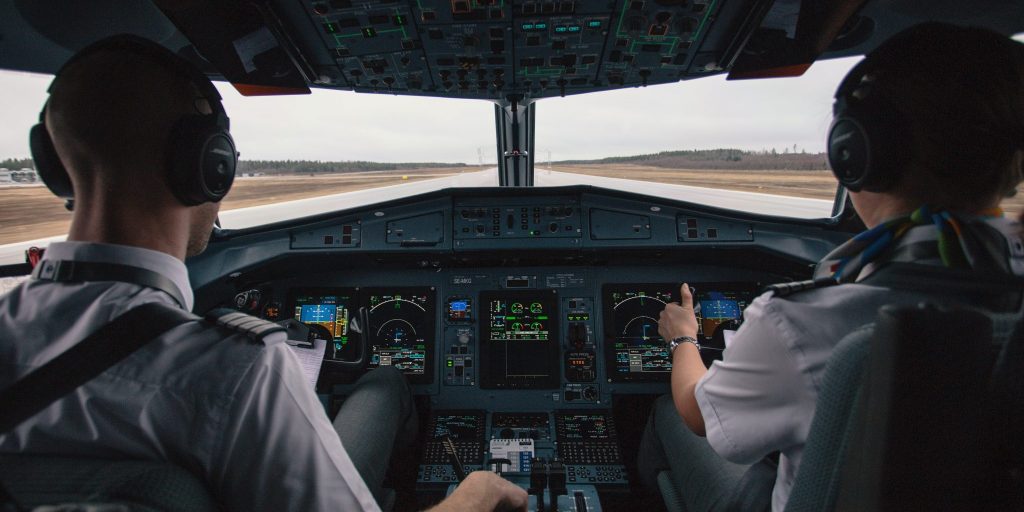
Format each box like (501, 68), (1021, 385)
(659, 283), (699, 341)
(429, 471), (528, 512)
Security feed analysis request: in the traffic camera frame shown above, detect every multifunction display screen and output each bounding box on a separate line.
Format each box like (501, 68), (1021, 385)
(447, 297), (473, 323)
(365, 287), (435, 382)
(695, 287), (756, 350)
(603, 283), (758, 381)
(291, 289), (357, 361)
(603, 284), (677, 382)
(479, 290), (560, 389)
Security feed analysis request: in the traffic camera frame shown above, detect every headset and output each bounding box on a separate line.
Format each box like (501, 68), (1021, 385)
(29, 34), (237, 208)
(826, 55), (904, 193)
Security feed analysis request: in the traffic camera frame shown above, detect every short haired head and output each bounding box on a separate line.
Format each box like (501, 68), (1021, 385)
(830, 22), (1024, 211)
(35, 35), (237, 256)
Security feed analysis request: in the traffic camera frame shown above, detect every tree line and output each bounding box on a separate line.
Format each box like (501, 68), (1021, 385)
(555, 149), (830, 171)
(238, 160), (468, 175)
(0, 158), (34, 170)
(1, 157), (468, 175)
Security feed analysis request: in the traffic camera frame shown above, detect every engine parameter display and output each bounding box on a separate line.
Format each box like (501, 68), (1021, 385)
(290, 289), (357, 362)
(365, 287), (435, 383)
(479, 290), (560, 389)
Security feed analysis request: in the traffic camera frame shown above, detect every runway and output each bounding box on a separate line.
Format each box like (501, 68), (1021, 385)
(0, 169), (833, 265)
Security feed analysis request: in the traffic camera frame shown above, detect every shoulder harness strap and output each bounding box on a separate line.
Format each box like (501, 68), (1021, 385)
(762, 278), (838, 298)
(205, 308), (286, 344)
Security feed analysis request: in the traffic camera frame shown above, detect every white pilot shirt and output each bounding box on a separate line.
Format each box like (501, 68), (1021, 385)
(0, 241), (379, 512)
(694, 218), (1024, 512)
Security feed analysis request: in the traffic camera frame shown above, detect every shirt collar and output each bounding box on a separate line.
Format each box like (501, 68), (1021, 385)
(39, 241), (194, 311)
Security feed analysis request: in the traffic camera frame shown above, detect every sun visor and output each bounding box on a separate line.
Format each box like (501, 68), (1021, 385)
(152, 0), (312, 96)
(726, 0), (868, 80)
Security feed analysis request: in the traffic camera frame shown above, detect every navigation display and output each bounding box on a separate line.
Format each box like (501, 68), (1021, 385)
(603, 283), (758, 381)
(365, 287), (436, 383)
(479, 290), (560, 389)
(290, 289), (357, 362)
(603, 284), (677, 382)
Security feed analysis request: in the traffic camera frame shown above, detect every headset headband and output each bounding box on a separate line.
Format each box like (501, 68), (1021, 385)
(47, 34), (228, 125)
(33, 34), (237, 207)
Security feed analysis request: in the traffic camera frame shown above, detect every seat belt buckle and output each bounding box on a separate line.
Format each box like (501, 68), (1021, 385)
(34, 260), (75, 281)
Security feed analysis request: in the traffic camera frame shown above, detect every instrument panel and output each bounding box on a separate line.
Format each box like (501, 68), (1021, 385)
(296, 0), (728, 99)
(264, 272), (764, 399)
(208, 187), (848, 405)
(288, 287), (437, 383)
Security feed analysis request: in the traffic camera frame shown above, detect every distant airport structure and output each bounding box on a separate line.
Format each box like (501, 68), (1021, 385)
(0, 168), (39, 184)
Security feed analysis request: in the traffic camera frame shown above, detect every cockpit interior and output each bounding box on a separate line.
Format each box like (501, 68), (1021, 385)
(2, 0), (1023, 510)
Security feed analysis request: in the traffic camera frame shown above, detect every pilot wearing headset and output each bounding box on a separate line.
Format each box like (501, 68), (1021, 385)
(639, 23), (1024, 512)
(0, 36), (526, 511)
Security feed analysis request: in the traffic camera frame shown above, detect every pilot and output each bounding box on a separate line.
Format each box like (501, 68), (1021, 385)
(638, 22), (1024, 512)
(0, 36), (526, 511)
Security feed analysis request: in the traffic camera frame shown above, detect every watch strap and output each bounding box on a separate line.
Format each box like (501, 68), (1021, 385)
(669, 335), (700, 354)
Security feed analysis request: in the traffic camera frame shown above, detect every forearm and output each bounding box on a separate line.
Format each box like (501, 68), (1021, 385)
(671, 343), (707, 436)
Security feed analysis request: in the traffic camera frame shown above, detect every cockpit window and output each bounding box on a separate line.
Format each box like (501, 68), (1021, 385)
(3, 51), (1022, 247)
(533, 56), (860, 219)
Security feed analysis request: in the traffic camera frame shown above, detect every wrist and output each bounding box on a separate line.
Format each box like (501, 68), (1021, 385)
(668, 335), (700, 355)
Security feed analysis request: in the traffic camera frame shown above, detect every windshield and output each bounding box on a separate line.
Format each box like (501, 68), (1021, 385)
(533, 57), (858, 218)
(3, 58), (1023, 252)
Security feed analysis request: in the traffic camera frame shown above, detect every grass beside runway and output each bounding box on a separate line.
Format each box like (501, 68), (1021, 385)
(1, 164), (1020, 246)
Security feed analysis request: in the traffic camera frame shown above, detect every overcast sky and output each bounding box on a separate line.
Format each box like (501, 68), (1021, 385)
(0, 56), (861, 165)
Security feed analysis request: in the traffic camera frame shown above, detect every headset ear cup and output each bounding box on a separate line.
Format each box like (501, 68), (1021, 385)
(167, 116), (236, 206)
(828, 115), (871, 192)
(30, 123), (74, 199)
(200, 130), (236, 202)
(828, 103), (901, 193)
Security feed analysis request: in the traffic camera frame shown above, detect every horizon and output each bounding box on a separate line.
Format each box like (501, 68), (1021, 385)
(0, 56), (860, 165)
(0, 146), (831, 172)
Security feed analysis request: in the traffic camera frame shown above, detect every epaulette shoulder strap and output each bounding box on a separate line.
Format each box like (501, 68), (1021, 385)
(762, 278), (838, 298)
(204, 308), (286, 344)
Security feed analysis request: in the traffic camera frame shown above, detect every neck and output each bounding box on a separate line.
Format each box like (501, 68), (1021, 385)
(67, 197), (190, 261)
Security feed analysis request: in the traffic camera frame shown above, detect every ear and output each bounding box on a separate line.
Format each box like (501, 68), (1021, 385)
(1007, 149), (1024, 199)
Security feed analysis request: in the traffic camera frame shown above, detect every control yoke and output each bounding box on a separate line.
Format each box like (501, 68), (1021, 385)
(335, 306), (369, 371)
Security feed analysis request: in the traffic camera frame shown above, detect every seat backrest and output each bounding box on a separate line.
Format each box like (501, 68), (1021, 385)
(782, 323), (874, 512)
(0, 455), (218, 512)
(833, 303), (1023, 511)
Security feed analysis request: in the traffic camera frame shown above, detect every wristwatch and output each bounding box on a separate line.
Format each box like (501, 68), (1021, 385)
(668, 335), (700, 355)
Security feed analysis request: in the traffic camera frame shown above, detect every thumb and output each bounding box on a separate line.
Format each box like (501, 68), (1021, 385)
(680, 283), (693, 304)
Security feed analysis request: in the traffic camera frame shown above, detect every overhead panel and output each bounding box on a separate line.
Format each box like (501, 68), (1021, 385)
(299, 0), (725, 99)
